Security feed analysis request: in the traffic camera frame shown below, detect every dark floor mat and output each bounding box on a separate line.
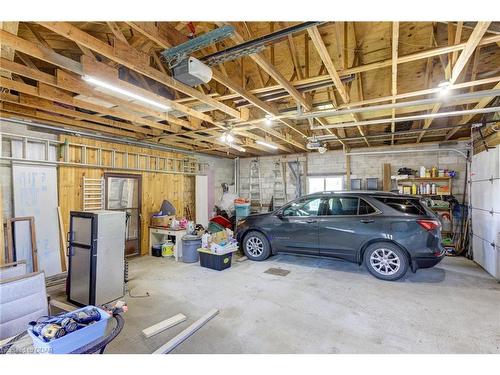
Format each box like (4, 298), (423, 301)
(264, 268), (290, 276)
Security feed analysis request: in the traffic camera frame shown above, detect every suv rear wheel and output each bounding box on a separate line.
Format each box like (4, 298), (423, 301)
(242, 231), (270, 261)
(363, 242), (408, 281)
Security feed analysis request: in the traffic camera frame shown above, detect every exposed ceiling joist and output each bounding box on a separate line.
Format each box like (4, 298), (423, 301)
(217, 22), (312, 111)
(123, 22), (308, 151)
(36, 22), (243, 121)
(417, 21), (492, 142)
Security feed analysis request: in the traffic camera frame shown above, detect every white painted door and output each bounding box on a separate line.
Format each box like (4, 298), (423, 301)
(196, 175), (209, 227)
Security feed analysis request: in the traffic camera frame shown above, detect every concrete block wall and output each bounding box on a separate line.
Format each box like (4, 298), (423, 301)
(238, 142), (468, 208)
(197, 154), (235, 202)
(347, 145), (467, 197)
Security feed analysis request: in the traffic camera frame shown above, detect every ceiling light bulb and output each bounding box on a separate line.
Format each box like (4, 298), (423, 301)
(438, 80), (451, 97)
(264, 114), (273, 126)
(226, 133), (235, 143)
(82, 75), (171, 111)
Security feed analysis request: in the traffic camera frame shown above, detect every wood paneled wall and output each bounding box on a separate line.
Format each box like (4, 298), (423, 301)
(58, 135), (195, 256)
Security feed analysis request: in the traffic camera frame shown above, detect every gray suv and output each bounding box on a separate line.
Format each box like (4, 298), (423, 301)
(236, 191), (445, 281)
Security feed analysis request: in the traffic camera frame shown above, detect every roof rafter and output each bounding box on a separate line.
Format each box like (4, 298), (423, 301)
(36, 22), (242, 121)
(416, 21), (492, 142)
(124, 22), (308, 151)
(217, 22), (312, 111)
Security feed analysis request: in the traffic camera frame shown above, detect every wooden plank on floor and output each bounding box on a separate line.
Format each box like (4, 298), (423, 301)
(153, 309), (219, 354)
(142, 313), (187, 338)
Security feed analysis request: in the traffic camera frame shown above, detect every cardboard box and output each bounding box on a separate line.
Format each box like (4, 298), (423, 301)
(151, 215), (174, 227)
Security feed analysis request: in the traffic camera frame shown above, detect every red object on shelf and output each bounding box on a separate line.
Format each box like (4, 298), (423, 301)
(210, 215), (232, 229)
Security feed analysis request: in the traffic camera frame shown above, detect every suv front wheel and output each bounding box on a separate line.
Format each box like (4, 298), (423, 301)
(242, 231), (271, 261)
(363, 243), (409, 281)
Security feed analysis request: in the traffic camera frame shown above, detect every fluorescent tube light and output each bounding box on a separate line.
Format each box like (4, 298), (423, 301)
(82, 75), (171, 111)
(256, 140), (278, 150)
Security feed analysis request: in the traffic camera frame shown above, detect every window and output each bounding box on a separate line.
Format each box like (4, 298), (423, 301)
(321, 197), (377, 216)
(374, 197), (427, 215)
(358, 199), (376, 215)
(282, 197), (322, 217)
(308, 176), (344, 193)
(324, 197), (358, 215)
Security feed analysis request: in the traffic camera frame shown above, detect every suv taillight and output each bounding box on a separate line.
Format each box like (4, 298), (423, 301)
(416, 219), (440, 231)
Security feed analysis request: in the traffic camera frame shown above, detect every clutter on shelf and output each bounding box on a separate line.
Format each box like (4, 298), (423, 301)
(150, 199), (193, 231)
(392, 165), (456, 196)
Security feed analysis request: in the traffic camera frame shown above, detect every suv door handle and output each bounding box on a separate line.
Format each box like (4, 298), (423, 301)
(360, 219), (374, 223)
(305, 219), (317, 224)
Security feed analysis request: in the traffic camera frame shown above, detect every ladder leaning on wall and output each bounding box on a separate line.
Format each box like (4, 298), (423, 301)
(249, 159), (262, 212)
(272, 160), (287, 210)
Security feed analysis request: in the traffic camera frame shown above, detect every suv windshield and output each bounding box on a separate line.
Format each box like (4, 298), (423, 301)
(374, 196), (427, 215)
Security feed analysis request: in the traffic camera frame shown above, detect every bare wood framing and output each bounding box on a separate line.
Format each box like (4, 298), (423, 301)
(417, 21), (492, 141)
(36, 22), (242, 120)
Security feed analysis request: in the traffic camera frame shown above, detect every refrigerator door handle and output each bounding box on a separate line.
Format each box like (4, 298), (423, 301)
(66, 231), (74, 256)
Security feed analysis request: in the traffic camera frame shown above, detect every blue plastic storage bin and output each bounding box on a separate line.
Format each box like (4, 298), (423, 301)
(235, 204), (250, 218)
(27, 306), (110, 354)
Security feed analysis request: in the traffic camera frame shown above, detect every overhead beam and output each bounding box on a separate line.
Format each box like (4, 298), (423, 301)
(308, 26), (350, 103)
(0, 77), (175, 133)
(124, 22), (307, 151)
(1, 91), (156, 136)
(217, 22), (312, 110)
(196, 32), (500, 106)
(307, 25), (369, 144)
(417, 21), (492, 142)
(36, 22), (242, 120)
(0, 30), (217, 128)
(0, 58), (188, 130)
(445, 81), (500, 140)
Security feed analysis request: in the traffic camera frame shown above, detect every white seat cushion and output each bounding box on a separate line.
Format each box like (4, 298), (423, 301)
(0, 272), (48, 340)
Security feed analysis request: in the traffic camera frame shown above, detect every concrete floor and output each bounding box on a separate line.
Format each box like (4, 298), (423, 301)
(69, 254), (500, 353)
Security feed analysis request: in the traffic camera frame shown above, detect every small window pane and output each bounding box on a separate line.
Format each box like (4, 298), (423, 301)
(325, 177), (343, 191)
(282, 197), (322, 217)
(308, 176), (344, 194)
(324, 197), (359, 216)
(308, 178), (324, 194)
(358, 199), (376, 215)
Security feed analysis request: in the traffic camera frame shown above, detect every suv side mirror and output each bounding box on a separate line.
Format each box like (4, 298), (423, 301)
(276, 211), (284, 220)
